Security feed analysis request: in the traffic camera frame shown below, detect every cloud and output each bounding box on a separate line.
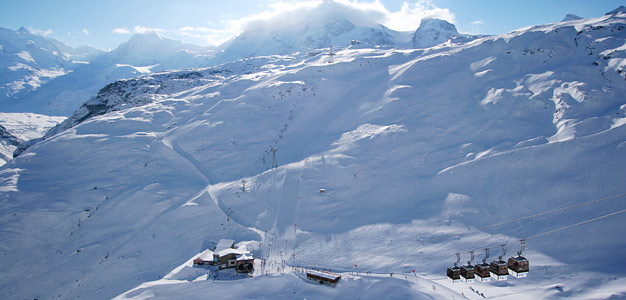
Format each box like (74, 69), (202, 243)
(112, 26), (163, 35)
(223, 0), (455, 36)
(385, 0), (456, 31)
(112, 1), (457, 46)
(132, 25), (163, 34)
(27, 27), (53, 36)
(470, 20), (484, 25)
(82, 29), (90, 36)
(176, 26), (234, 46)
(112, 27), (131, 34)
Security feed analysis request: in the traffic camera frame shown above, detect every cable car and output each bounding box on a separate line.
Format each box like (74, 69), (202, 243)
(489, 244), (509, 281)
(460, 251), (476, 283)
(508, 240), (529, 278)
(447, 253), (462, 283)
(474, 248), (492, 282)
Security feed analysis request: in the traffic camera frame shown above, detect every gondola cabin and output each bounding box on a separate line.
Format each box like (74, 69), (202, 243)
(460, 264), (476, 283)
(447, 266), (462, 283)
(474, 262), (491, 282)
(489, 260), (509, 281)
(507, 256), (529, 278)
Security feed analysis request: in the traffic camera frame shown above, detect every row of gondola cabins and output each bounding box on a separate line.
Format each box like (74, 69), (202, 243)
(193, 239), (255, 273)
(447, 243), (529, 283)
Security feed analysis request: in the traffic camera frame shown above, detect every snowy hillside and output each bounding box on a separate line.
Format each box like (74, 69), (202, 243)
(1, 7), (626, 300)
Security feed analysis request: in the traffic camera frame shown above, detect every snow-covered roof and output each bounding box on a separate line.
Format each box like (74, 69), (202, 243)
(236, 253), (253, 261)
(307, 270), (341, 280)
(214, 239), (235, 253)
(196, 249), (214, 261)
(218, 248), (247, 257)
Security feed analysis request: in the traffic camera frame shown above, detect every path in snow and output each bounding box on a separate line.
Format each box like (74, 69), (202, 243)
(170, 131), (221, 185)
(276, 167), (302, 236)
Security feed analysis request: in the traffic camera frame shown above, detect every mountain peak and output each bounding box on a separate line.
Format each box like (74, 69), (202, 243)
(412, 18), (459, 48)
(127, 31), (163, 43)
(17, 26), (29, 34)
(561, 14), (583, 22)
(606, 5), (626, 15)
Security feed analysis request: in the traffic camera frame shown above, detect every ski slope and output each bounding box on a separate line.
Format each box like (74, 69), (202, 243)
(1, 8), (626, 300)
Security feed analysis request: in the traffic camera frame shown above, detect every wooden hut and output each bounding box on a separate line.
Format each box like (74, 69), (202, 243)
(306, 270), (341, 285)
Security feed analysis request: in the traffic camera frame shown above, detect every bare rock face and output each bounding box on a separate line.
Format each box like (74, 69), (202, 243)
(412, 18), (459, 48)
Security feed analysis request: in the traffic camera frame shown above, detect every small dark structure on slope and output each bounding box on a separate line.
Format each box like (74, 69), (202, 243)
(306, 270), (341, 285)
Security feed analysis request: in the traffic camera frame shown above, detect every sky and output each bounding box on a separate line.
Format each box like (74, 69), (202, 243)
(0, 0), (623, 50)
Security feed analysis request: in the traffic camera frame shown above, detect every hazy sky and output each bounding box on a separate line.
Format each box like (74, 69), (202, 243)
(0, 0), (623, 50)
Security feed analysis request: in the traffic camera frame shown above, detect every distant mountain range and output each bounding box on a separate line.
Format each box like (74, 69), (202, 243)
(0, 1), (473, 118)
(0, 28), (216, 116)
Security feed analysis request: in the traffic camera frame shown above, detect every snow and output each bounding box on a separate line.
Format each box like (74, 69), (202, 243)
(0, 112), (65, 140)
(0, 112), (64, 166)
(0, 28), (215, 116)
(115, 64), (159, 74)
(217, 248), (247, 257)
(214, 239), (235, 252)
(0, 6), (626, 300)
(237, 253), (253, 261)
(412, 18), (461, 48)
(196, 249), (214, 261)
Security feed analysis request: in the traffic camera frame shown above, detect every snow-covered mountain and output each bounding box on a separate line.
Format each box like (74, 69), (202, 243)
(0, 30), (216, 116)
(411, 18), (476, 48)
(1, 2), (467, 117)
(2, 7), (626, 300)
(0, 124), (21, 165)
(0, 27), (102, 105)
(213, 0), (411, 63)
(97, 31), (215, 72)
(0, 113), (64, 166)
(561, 14), (583, 22)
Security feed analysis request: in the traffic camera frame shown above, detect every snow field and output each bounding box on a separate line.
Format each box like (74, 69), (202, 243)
(1, 10), (626, 300)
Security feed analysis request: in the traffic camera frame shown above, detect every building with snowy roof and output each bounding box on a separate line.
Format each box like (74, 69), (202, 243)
(192, 249), (214, 266)
(236, 253), (254, 273)
(218, 248), (248, 269)
(306, 270), (341, 285)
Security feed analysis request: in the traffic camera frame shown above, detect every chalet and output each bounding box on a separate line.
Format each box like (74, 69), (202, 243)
(193, 239), (254, 271)
(306, 270), (341, 285)
(236, 253), (254, 273)
(193, 249), (215, 266)
(218, 248), (248, 269)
